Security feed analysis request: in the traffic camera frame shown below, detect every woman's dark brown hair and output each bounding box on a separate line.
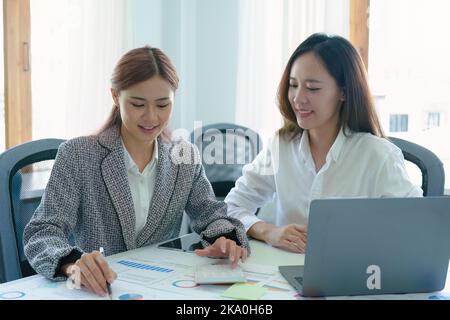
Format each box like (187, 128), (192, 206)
(98, 46), (179, 139)
(277, 33), (385, 140)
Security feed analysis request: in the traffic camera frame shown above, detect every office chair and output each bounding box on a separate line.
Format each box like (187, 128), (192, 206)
(179, 123), (263, 236)
(389, 137), (445, 196)
(190, 123), (263, 199)
(0, 138), (65, 283)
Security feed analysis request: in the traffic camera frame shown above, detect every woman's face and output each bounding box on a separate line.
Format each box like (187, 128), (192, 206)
(112, 75), (174, 145)
(288, 52), (344, 134)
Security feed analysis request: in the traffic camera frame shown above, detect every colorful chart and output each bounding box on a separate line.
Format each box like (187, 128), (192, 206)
(117, 260), (173, 273)
(0, 291), (26, 299)
(172, 280), (199, 288)
(429, 295), (450, 300)
(118, 293), (144, 300)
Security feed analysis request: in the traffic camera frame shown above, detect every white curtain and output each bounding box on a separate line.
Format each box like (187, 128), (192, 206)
(30, 0), (132, 140)
(235, 0), (349, 143)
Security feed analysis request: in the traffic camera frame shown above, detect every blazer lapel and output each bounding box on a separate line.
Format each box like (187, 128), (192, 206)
(136, 141), (179, 247)
(98, 127), (137, 250)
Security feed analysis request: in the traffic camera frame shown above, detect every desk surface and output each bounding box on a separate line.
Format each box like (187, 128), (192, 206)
(1, 239), (449, 300)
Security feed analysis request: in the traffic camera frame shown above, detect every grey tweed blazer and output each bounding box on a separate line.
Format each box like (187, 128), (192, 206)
(23, 126), (249, 280)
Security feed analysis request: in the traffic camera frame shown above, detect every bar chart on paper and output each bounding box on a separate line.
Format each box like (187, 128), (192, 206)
(117, 260), (174, 273)
(110, 256), (199, 300)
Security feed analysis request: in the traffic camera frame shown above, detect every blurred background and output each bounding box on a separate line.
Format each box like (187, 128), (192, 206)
(1, 0), (449, 192)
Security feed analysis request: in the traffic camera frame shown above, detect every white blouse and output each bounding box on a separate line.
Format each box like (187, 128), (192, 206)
(225, 128), (423, 231)
(122, 139), (158, 241)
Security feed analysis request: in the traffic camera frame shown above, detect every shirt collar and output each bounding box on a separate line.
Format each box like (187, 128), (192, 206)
(298, 127), (349, 164)
(298, 131), (311, 163)
(328, 127), (347, 163)
(121, 139), (159, 172)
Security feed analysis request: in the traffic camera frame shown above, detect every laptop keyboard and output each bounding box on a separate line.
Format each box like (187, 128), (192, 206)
(295, 276), (304, 286)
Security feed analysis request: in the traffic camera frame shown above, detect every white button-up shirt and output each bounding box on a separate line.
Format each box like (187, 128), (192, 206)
(122, 140), (158, 240)
(225, 128), (423, 231)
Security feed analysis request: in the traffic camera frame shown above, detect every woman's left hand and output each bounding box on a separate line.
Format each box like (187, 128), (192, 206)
(194, 236), (248, 268)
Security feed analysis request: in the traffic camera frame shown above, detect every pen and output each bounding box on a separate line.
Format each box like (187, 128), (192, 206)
(99, 247), (113, 300)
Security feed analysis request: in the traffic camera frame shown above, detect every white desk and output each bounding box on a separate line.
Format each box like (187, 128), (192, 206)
(1, 239), (449, 300)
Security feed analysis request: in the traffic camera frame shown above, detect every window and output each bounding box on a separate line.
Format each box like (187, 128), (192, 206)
(369, 0), (450, 190)
(235, 0), (350, 143)
(30, 0), (131, 141)
(389, 114), (409, 133)
(426, 112), (441, 130)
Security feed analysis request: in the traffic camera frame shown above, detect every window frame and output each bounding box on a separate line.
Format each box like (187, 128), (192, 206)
(350, 0), (370, 70)
(3, 0), (32, 149)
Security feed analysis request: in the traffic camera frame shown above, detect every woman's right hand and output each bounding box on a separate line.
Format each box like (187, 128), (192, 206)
(262, 223), (308, 253)
(62, 251), (117, 297)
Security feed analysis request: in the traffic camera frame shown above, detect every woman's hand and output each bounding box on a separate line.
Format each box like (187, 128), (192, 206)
(194, 236), (248, 268)
(62, 251), (117, 297)
(264, 224), (308, 253)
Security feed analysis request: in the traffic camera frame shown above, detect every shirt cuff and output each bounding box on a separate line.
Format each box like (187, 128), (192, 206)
(203, 230), (240, 247)
(54, 249), (84, 278)
(240, 215), (263, 232)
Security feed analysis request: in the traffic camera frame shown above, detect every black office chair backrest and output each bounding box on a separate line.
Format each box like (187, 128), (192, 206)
(389, 137), (445, 196)
(0, 139), (65, 283)
(190, 123), (263, 198)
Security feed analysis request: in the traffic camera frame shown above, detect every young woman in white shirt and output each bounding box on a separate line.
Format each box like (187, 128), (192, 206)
(225, 33), (422, 254)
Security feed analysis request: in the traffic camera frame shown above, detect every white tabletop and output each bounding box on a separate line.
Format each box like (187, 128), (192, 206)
(0, 238), (449, 300)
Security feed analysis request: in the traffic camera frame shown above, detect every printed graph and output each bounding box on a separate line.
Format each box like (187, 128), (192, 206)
(0, 291), (26, 299)
(117, 260), (174, 273)
(429, 295), (450, 300)
(118, 293), (144, 300)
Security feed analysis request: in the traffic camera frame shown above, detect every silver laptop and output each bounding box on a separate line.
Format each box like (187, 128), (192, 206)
(279, 197), (450, 297)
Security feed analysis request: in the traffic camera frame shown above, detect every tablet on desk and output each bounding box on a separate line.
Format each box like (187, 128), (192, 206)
(157, 233), (203, 252)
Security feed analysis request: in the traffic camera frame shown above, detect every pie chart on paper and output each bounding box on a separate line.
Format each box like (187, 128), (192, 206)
(118, 293), (144, 300)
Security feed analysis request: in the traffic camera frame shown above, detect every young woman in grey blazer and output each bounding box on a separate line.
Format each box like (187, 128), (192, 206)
(23, 46), (249, 297)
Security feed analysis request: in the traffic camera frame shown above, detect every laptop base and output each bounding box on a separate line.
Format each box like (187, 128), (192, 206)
(279, 265), (304, 295)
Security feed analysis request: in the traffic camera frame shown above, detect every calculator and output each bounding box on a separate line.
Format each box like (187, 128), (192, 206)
(194, 263), (247, 284)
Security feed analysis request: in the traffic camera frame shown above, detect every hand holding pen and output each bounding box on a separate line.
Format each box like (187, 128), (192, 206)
(61, 247), (117, 298)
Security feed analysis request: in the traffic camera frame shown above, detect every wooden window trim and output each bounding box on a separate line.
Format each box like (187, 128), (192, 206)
(350, 0), (370, 70)
(3, 0), (32, 149)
